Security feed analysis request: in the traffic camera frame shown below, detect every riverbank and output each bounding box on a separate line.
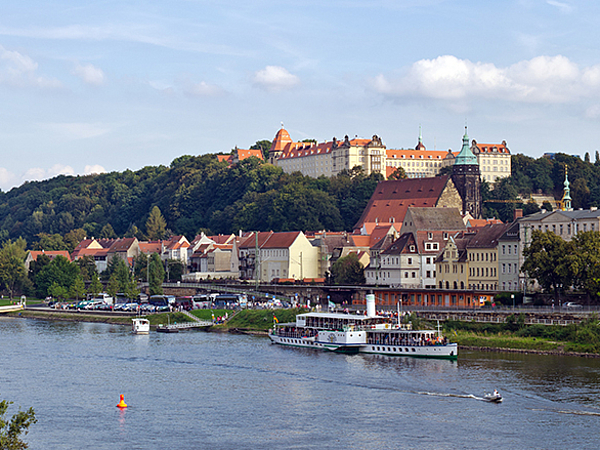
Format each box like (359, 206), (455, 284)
(8, 308), (600, 357)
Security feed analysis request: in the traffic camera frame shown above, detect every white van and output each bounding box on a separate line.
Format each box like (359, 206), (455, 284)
(92, 293), (114, 305)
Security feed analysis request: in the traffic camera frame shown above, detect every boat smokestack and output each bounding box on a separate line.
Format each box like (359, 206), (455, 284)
(366, 293), (376, 318)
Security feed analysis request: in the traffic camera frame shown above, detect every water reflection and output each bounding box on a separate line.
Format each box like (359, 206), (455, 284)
(2, 319), (600, 449)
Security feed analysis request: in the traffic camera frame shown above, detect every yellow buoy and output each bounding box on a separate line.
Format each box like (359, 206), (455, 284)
(117, 394), (128, 408)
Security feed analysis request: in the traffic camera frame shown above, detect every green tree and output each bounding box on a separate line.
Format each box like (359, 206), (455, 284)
(76, 256), (98, 281)
(0, 240), (28, 299)
(35, 256), (80, 299)
(166, 259), (184, 282)
(329, 253), (365, 285)
(33, 233), (66, 251)
(0, 398), (36, 450)
(146, 206), (167, 240)
(388, 167), (407, 180)
(148, 253), (164, 295)
(69, 275), (86, 300)
(99, 223), (117, 239)
(107, 273), (119, 298)
(569, 231), (600, 302)
(522, 231), (573, 304)
(48, 282), (68, 300)
(63, 228), (86, 253)
(88, 272), (103, 297)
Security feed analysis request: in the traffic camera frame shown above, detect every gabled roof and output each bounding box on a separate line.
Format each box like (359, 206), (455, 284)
(262, 231), (301, 249)
(350, 235), (371, 247)
(138, 241), (162, 254)
(236, 148), (264, 161)
(381, 233), (418, 255)
(239, 231), (274, 249)
(353, 176), (452, 230)
(471, 140), (510, 155)
(466, 223), (510, 249)
(208, 234), (235, 245)
(108, 238), (137, 253)
(404, 207), (465, 232)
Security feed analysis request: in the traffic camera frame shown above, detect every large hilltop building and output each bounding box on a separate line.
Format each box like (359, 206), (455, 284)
(269, 125), (455, 179)
(267, 125), (511, 185)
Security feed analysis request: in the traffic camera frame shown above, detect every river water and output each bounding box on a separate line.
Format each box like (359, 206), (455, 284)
(1, 317), (600, 450)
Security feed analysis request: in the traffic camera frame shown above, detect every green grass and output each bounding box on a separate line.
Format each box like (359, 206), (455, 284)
(453, 331), (562, 351)
(225, 308), (302, 331)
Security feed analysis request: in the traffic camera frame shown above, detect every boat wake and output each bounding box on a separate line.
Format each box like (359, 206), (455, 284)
(529, 408), (600, 417)
(417, 391), (480, 400)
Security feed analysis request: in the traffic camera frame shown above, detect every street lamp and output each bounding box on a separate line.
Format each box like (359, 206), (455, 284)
(511, 293), (515, 311)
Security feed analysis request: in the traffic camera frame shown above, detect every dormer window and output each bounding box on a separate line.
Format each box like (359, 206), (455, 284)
(443, 232), (448, 240)
(409, 245), (416, 252)
(428, 232), (433, 240)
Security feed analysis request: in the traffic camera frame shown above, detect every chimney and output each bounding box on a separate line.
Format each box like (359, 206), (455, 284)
(514, 209), (523, 221)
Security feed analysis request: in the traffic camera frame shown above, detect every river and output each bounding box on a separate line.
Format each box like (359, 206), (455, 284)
(1, 316), (599, 450)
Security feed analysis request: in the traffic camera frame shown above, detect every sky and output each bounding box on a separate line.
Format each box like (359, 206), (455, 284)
(1, 0), (600, 191)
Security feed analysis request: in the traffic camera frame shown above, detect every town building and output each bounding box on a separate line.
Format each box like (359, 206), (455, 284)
(238, 231), (319, 283)
(470, 140), (512, 184)
(466, 223), (509, 291)
(353, 175), (464, 234)
(498, 221), (521, 293)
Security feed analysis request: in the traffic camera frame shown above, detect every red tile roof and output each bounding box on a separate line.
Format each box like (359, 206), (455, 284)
(262, 231), (300, 249)
(28, 250), (71, 262)
(353, 176), (452, 230)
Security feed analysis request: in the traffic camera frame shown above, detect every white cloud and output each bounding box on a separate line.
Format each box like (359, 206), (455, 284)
(41, 122), (112, 140)
(84, 165), (106, 175)
(253, 65), (299, 92)
(21, 165), (74, 184)
(0, 168), (17, 191)
(184, 81), (224, 97)
(73, 63), (106, 86)
(547, 0), (573, 14)
(372, 55), (600, 104)
(0, 44), (62, 89)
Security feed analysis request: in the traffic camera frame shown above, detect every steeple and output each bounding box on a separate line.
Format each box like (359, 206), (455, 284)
(453, 127), (478, 166)
(562, 165), (572, 211)
(415, 124), (426, 150)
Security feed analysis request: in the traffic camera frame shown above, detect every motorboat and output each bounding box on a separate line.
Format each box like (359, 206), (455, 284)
(484, 391), (503, 403)
(131, 318), (150, 335)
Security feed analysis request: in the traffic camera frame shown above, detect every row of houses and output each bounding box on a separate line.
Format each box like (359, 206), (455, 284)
(25, 165), (594, 295)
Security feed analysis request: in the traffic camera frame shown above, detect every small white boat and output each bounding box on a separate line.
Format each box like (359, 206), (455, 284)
(484, 391), (503, 403)
(132, 318), (150, 335)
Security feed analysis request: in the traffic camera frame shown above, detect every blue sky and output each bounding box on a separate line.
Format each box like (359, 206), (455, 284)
(1, 0), (599, 190)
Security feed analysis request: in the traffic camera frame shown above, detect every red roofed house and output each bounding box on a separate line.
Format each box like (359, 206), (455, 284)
(161, 235), (190, 268)
(217, 147), (264, 166)
(25, 250), (72, 271)
(353, 175), (463, 234)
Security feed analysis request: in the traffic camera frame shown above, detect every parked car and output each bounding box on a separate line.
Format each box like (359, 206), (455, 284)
(564, 302), (582, 310)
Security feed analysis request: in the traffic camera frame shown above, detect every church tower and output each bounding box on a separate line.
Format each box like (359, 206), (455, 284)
(452, 127), (482, 218)
(268, 123), (293, 165)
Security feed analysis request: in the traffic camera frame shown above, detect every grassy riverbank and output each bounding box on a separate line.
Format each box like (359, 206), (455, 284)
(10, 308), (600, 356)
(444, 314), (600, 356)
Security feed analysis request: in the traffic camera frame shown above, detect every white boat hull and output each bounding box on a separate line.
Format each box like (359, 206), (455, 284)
(269, 334), (458, 359)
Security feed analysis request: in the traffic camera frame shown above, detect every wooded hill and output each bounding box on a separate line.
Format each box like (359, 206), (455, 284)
(0, 150), (598, 248)
(0, 155), (382, 247)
